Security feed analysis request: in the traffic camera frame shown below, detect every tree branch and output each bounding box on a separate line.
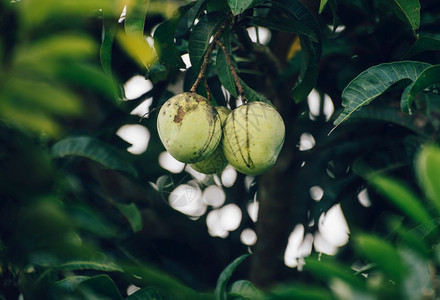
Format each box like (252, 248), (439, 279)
(190, 15), (232, 93)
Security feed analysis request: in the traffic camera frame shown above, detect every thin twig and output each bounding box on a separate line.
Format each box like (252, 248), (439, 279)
(139, 106), (159, 123)
(216, 39), (247, 103)
(203, 77), (212, 101)
(190, 14), (232, 93)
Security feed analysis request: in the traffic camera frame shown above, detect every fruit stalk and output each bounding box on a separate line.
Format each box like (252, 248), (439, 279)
(190, 14), (232, 93)
(215, 40), (247, 103)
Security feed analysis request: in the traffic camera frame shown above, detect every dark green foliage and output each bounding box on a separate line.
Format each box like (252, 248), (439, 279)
(2, 0), (440, 299)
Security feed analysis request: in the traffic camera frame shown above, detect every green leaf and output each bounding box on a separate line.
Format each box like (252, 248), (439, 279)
(291, 36), (320, 103)
(304, 257), (366, 290)
(332, 61), (431, 131)
(229, 280), (261, 299)
(227, 0), (254, 15)
(55, 276), (91, 293)
(354, 234), (406, 283)
(57, 261), (123, 272)
(416, 144), (440, 217)
(388, 218), (431, 257)
(0, 76), (83, 137)
(215, 254), (250, 300)
(241, 80), (269, 103)
(117, 30), (156, 70)
(189, 12), (226, 72)
(405, 36), (440, 58)
(345, 105), (430, 138)
(114, 203), (143, 232)
(249, 16), (317, 42)
(100, 13), (118, 75)
(154, 7), (189, 69)
(78, 274), (122, 300)
(52, 136), (138, 177)
(318, 0), (328, 13)
(55, 63), (119, 101)
(401, 249), (433, 300)
(269, 0), (321, 103)
(412, 218), (440, 242)
(124, 265), (200, 299)
(13, 34), (97, 64)
(216, 47), (238, 97)
(401, 65), (440, 114)
(5, 77), (83, 116)
(70, 205), (119, 238)
(268, 284), (334, 300)
(369, 175), (432, 225)
(126, 287), (160, 300)
(125, 0), (149, 39)
(389, 0), (420, 35)
(126, 287), (175, 300)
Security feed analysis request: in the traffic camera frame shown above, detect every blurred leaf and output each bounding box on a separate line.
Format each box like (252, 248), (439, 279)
(55, 64), (119, 101)
(154, 6), (192, 69)
(401, 65), (440, 114)
(55, 276), (91, 293)
(126, 286), (178, 300)
(215, 254), (250, 300)
(17, 0), (53, 27)
(391, 220), (430, 257)
(116, 30), (156, 70)
(216, 46), (238, 97)
(189, 12), (226, 72)
(369, 175), (432, 225)
(268, 0), (321, 103)
(52, 136), (138, 177)
(329, 279), (375, 300)
(114, 203), (143, 232)
(78, 274), (122, 300)
(412, 218), (440, 241)
(229, 280), (262, 299)
(100, 13), (118, 75)
(404, 36), (440, 58)
(332, 61), (431, 131)
(4, 77), (82, 115)
(268, 284), (334, 300)
(57, 261), (123, 272)
(0, 103), (61, 136)
(124, 265), (201, 300)
(14, 34), (97, 65)
(388, 0), (420, 35)
(354, 234), (406, 283)
(227, 0), (253, 15)
(304, 257), (366, 290)
(318, 0), (328, 13)
(416, 144), (440, 217)
(70, 205), (119, 238)
(401, 249), (433, 299)
(125, 0), (149, 39)
(249, 16), (317, 42)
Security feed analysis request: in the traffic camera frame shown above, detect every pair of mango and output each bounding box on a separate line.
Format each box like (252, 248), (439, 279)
(157, 92), (285, 175)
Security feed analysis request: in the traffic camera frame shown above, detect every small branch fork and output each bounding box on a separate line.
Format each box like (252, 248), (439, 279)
(190, 14), (246, 103)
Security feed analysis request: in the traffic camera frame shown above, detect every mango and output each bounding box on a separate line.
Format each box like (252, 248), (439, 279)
(190, 106), (231, 174)
(222, 101), (285, 175)
(157, 93), (222, 164)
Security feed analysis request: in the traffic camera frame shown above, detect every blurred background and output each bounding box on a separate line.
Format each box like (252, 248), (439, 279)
(1, 0), (440, 299)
